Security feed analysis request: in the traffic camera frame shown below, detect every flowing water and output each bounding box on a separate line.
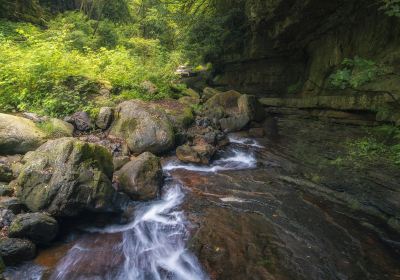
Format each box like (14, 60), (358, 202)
(51, 183), (209, 280)
(5, 137), (260, 280)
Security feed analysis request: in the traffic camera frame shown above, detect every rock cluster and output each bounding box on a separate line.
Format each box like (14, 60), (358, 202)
(0, 86), (266, 267)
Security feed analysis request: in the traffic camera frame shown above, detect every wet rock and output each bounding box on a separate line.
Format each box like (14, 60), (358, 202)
(0, 113), (46, 155)
(113, 156), (130, 172)
(0, 208), (15, 228)
(249, 127), (266, 138)
(115, 152), (163, 201)
(238, 94), (266, 122)
(219, 114), (250, 132)
(96, 107), (114, 130)
(64, 112), (92, 131)
(109, 100), (175, 155)
(176, 144), (216, 165)
(8, 213), (58, 245)
(16, 138), (119, 217)
(0, 238), (36, 266)
(0, 163), (13, 183)
(0, 197), (26, 215)
(0, 184), (13, 197)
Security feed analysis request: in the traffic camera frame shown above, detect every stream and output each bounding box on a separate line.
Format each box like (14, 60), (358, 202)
(5, 131), (400, 280)
(5, 136), (261, 280)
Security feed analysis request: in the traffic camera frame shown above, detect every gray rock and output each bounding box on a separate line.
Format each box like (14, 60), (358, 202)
(0, 238), (36, 266)
(9, 213), (58, 245)
(16, 138), (119, 217)
(96, 107), (114, 130)
(109, 101), (175, 155)
(115, 152), (163, 201)
(0, 113), (46, 155)
(64, 112), (92, 131)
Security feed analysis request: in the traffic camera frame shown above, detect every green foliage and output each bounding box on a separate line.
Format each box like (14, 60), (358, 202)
(0, 12), (183, 117)
(329, 57), (387, 89)
(380, 0), (400, 17)
(345, 125), (400, 166)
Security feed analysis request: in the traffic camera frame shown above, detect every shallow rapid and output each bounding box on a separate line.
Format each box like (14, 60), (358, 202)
(18, 137), (261, 280)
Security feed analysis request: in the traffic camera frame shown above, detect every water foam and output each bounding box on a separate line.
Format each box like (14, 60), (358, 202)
(163, 148), (257, 173)
(51, 184), (209, 280)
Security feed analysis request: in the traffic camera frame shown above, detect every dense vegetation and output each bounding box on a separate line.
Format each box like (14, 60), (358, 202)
(0, 0), (244, 117)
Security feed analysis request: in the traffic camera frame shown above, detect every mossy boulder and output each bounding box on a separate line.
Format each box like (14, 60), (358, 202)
(15, 138), (119, 217)
(0, 238), (36, 266)
(115, 152), (162, 201)
(205, 90), (242, 115)
(0, 113), (46, 155)
(38, 118), (74, 138)
(8, 213), (58, 245)
(109, 101), (175, 155)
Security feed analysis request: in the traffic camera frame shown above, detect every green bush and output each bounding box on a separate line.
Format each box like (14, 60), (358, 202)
(0, 13), (183, 117)
(329, 57), (388, 89)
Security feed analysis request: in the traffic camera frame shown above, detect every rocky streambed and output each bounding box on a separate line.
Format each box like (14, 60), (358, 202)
(0, 87), (399, 280)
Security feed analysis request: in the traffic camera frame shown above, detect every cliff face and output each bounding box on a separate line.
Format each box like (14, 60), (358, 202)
(217, 0), (400, 99)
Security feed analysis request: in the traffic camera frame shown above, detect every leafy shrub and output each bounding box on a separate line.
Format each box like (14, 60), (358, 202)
(346, 125), (400, 166)
(0, 13), (183, 117)
(380, 0), (400, 17)
(329, 57), (387, 89)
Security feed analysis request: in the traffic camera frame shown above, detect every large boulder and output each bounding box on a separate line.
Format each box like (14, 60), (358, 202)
(0, 113), (46, 155)
(115, 152), (162, 201)
(16, 138), (119, 217)
(205, 90), (241, 113)
(109, 101), (175, 155)
(0, 238), (36, 266)
(96, 107), (114, 130)
(8, 213), (58, 245)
